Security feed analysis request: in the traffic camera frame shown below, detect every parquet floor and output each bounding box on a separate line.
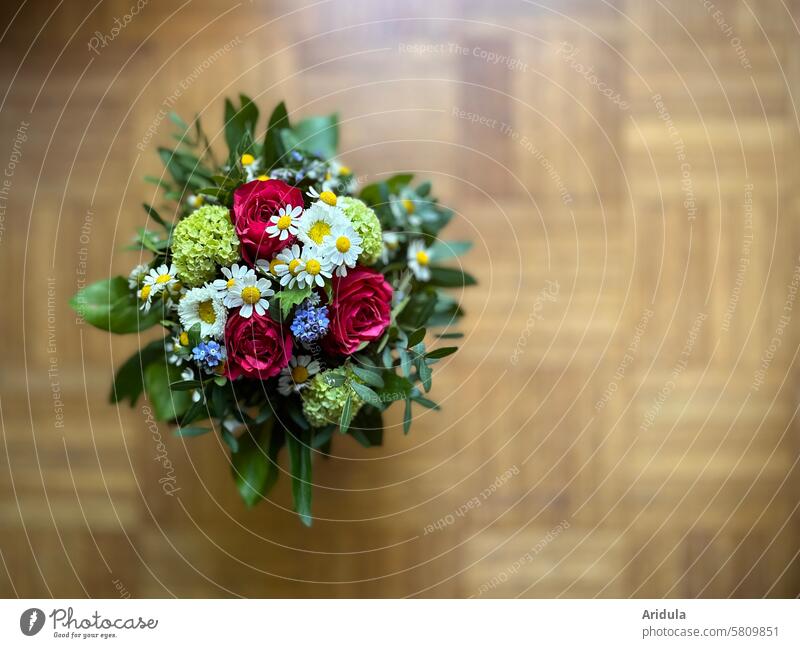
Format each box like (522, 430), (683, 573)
(1, 0), (799, 597)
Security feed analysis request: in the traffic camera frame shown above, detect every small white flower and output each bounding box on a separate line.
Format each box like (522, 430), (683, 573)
(381, 232), (400, 264)
(181, 367), (202, 402)
(265, 204), (302, 240)
(137, 284), (155, 312)
(278, 355), (321, 395)
(273, 244), (304, 288)
(128, 263), (150, 290)
(225, 275), (274, 318)
(177, 285), (227, 339)
(297, 202), (346, 246)
(297, 245), (333, 288)
(322, 224), (363, 277)
(187, 194), (205, 209)
(211, 263), (250, 294)
(143, 263), (178, 295)
(407, 239), (432, 282)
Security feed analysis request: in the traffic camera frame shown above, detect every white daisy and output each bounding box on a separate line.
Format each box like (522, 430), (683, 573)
(278, 355), (321, 395)
(187, 194), (205, 209)
(265, 204), (302, 240)
(211, 263), (250, 294)
(177, 285), (227, 339)
(297, 245), (333, 288)
(322, 224), (363, 277)
(306, 186), (339, 207)
(381, 231), (400, 264)
(407, 240), (432, 281)
(137, 284), (155, 312)
(143, 263), (178, 295)
(225, 275), (274, 318)
(297, 202), (347, 246)
(128, 263), (150, 290)
(273, 244), (305, 288)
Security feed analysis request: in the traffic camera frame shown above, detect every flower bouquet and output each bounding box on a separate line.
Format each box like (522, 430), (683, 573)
(71, 96), (475, 525)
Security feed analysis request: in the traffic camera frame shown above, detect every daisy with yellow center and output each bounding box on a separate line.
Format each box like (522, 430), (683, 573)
(322, 224), (363, 277)
(307, 186), (338, 206)
(297, 245), (333, 288)
(138, 284), (154, 312)
(212, 263), (249, 294)
(241, 153), (255, 167)
(298, 202), (347, 246)
(143, 263), (178, 296)
(407, 239), (432, 281)
(266, 204), (302, 241)
(177, 286), (227, 339)
(224, 272), (274, 318)
(278, 355), (321, 395)
(272, 244), (304, 288)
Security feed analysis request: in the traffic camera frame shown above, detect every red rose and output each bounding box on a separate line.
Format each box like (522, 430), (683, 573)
(325, 266), (392, 356)
(224, 311), (292, 380)
(232, 179), (304, 263)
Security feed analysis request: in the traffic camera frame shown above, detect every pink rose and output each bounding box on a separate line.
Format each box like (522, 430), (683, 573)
(224, 311), (292, 380)
(325, 266), (392, 356)
(232, 179), (304, 263)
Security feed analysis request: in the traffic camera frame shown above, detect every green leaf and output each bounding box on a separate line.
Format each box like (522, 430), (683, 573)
(174, 426), (211, 437)
(339, 394), (353, 434)
(143, 362), (193, 421)
(378, 372), (413, 402)
(397, 289), (437, 329)
(71, 277), (163, 334)
(350, 365), (384, 388)
(425, 346), (458, 359)
(412, 394), (440, 410)
(142, 203), (170, 230)
(427, 266), (477, 288)
(418, 359), (433, 393)
(403, 397), (413, 434)
(232, 420), (282, 508)
(386, 173), (413, 193)
(286, 430), (313, 526)
(407, 327), (426, 347)
(276, 286), (311, 318)
(224, 95), (259, 156)
(110, 339), (166, 406)
(437, 331), (464, 339)
(429, 240), (473, 261)
(323, 372), (346, 387)
(291, 114), (338, 159)
(263, 102), (290, 169)
(350, 382), (383, 408)
(399, 349), (412, 378)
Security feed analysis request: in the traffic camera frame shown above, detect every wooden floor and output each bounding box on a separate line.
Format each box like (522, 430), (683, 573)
(1, 0), (799, 597)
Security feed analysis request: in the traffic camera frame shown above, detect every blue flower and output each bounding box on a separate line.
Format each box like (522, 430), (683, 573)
(192, 340), (226, 371)
(291, 300), (330, 345)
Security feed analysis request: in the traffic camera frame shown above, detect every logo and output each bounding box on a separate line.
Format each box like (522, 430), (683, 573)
(20, 608), (45, 636)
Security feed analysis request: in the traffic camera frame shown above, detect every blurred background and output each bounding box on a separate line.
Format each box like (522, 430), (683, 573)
(1, 0), (799, 597)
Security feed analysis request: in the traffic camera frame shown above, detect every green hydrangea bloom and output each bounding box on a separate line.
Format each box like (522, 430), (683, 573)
(339, 197), (382, 265)
(171, 205), (239, 287)
(302, 368), (364, 427)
